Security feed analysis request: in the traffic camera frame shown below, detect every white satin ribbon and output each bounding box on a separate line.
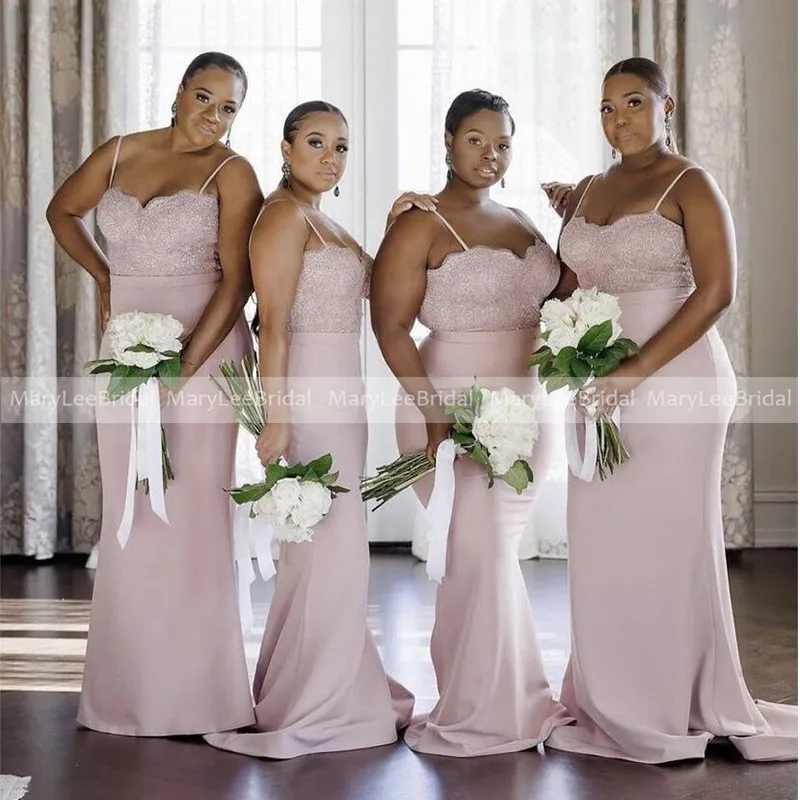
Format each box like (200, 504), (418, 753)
(116, 378), (169, 547)
(565, 398), (621, 483)
(233, 503), (276, 633)
(424, 439), (457, 584)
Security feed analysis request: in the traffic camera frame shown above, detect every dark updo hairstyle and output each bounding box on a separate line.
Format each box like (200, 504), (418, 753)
(603, 57), (678, 153)
(180, 51), (248, 96)
(250, 100), (349, 337)
(444, 89), (516, 137)
(279, 100), (349, 189)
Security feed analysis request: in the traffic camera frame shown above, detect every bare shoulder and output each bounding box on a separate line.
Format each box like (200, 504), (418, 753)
(213, 151), (260, 190)
(254, 196), (307, 234)
(384, 206), (440, 243)
(672, 162), (725, 206)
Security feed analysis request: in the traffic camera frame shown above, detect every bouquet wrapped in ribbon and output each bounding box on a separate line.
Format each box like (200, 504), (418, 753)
(85, 311), (183, 546)
(361, 384), (538, 582)
(530, 287), (639, 481)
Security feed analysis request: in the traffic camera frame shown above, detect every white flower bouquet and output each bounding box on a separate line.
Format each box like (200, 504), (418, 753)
(530, 287), (639, 480)
(361, 384), (538, 508)
(213, 357), (348, 543)
(86, 311), (183, 490)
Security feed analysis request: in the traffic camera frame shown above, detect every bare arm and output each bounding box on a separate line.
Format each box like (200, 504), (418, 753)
(620, 168), (735, 382)
(180, 158), (263, 378)
(371, 211), (450, 459)
(46, 137), (119, 329)
(251, 201), (309, 465)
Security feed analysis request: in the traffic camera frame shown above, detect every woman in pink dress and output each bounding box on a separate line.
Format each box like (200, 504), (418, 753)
(371, 89), (574, 757)
(47, 52), (263, 736)
(204, 102), (434, 759)
(545, 57), (797, 763)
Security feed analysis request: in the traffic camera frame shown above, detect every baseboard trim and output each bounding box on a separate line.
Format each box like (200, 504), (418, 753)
(755, 488), (797, 548)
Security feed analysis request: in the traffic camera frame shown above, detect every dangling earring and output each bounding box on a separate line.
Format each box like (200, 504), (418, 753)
(445, 152), (453, 180)
(501, 177), (506, 189)
(334, 185), (340, 197)
(224, 131), (231, 148)
(171, 100), (177, 128)
(665, 114), (673, 149)
(281, 161), (291, 189)
(611, 147), (618, 160)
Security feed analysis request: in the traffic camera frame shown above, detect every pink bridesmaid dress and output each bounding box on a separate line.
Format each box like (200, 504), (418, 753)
(80, 136), (254, 735)
(205, 204), (414, 759)
(395, 211), (574, 757)
(546, 167), (798, 763)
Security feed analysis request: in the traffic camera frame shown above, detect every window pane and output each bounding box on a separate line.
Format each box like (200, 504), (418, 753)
(397, 49), (433, 191)
(398, 0), (434, 46)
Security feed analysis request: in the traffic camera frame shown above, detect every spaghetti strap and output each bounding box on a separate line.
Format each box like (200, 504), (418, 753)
(571, 174), (598, 220)
(108, 135), (123, 189)
(250, 198), (327, 250)
(654, 166), (700, 211)
(199, 154), (241, 194)
(432, 210), (469, 251)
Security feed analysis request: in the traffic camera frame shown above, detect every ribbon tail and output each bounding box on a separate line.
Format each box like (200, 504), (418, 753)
(252, 516), (277, 583)
(139, 378), (169, 523)
(116, 389), (139, 548)
(233, 504), (257, 634)
(424, 439), (457, 584)
(565, 398), (598, 483)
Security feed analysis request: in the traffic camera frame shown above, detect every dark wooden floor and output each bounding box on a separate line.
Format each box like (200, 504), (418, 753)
(0, 550), (796, 800)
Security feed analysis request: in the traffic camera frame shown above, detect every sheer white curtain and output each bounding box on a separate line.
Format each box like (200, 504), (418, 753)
(398, 0), (615, 559)
(137, 0), (321, 487)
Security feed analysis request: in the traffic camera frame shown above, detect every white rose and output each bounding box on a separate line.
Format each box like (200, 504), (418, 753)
(117, 349), (161, 370)
(545, 325), (583, 355)
(290, 481), (332, 530)
(268, 478), (303, 517)
(473, 388), (538, 472)
(145, 315), (184, 353)
(540, 297), (578, 333)
(273, 519), (315, 543)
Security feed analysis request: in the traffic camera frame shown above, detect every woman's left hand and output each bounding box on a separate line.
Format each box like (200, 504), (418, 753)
(387, 192), (439, 224)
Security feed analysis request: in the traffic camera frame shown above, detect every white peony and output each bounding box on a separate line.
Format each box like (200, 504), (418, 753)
(540, 296), (578, 332)
(108, 311), (149, 359)
(290, 481), (333, 530)
(144, 315), (184, 353)
(545, 325), (584, 356)
(571, 288), (622, 346)
(252, 477), (332, 542)
(472, 388), (538, 475)
(117, 349), (161, 370)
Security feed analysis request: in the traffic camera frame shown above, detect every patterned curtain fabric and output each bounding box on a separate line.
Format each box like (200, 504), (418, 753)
(1, 0), (137, 557)
(629, 0), (754, 547)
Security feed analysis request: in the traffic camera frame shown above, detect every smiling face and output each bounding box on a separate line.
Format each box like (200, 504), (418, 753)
(174, 66), (245, 147)
(600, 72), (674, 156)
(282, 111), (350, 194)
(445, 108), (513, 188)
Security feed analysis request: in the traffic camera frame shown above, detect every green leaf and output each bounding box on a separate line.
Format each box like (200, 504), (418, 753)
(157, 357), (182, 389)
(85, 361), (118, 375)
(528, 345), (552, 367)
(226, 482), (270, 504)
(451, 406), (475, 426)
(577, 321), (612, 355)
(466, 385), (483, 414)
(553, 346), (578, 373)
(502, 459), (532, 495)
(263, 462), (288, 490)
(329, 484), (350, 494)
(544, 375), (570, 394)
(306, 453), (333, 478)
(569, 357), (593, 380)
(590, 354), (619, 377)
(615, 337), (640, 356)
(451, 431), (473, 446)
(537, 359), (558, 379)
(126, 343), (157, 354)
(106, 367), (150, 400)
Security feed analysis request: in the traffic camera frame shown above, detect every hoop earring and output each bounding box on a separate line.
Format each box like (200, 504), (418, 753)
(281, 161), (291, 189)
(171, 100), (177, 128)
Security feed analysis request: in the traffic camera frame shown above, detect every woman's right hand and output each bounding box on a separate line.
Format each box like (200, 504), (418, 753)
(424, 419), (452, 464)
(97, 277), (111, 332)
(255, 420), (291, 468)
(541, 181), (575, 217)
